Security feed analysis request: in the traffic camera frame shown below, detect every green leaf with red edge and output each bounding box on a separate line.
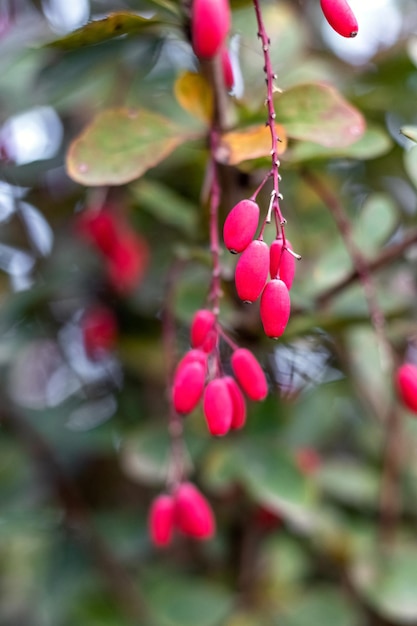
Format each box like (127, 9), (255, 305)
(274, 82), (365, 147)
(44, 12), (160, 50)
(66, 107), (197, 186)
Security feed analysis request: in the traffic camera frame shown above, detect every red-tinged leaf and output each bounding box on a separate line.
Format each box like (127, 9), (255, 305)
(274, 82), (365, 148)
(66, 108), (194, 186)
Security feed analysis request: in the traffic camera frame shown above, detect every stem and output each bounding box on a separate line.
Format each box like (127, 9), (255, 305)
(252, 0), (285, 234)
(303, 168), (393, 373)
(208, 138), (222, 318)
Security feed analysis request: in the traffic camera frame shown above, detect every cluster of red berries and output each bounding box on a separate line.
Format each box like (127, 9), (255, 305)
(396, 363), (417, 414)
(149, 482), (215, 547)
(320, 0), (358, 39)
(223, 199), (294, 340)
(172, 308), (267, 435)
(81, 305), (118, 360)
(190, 0), (234, 90)
(76, 207), (149, 293)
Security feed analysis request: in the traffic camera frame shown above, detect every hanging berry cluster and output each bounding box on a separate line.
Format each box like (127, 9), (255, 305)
(148, 0), (360, 548)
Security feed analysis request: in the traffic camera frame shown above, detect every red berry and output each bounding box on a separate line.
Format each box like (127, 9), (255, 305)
(82, 306), (118, 359)
(203, 378), (233, 436)
(260, 279), (291, 339)
(396, 363), (417, 414)
(172, 361), (206, 414)
(175, 349), (208, 378)
(224, 376), (247, 430)
(231, 348), (268, 401)
(269, 239), (296, 290)
(221, 46), (234, 91)
(223, 199), (260, 254)
(320, 0), (358, 38)
(235, 239), (269, 303)
(148, 494), (176, 547)
(175, 482), (215, 539)
(106, 230), (149, 293)
(75, 209), (119, 256)
(190, 309), (216, 349)
(191, 0), (231, 59)
(201, 329), (217, 353)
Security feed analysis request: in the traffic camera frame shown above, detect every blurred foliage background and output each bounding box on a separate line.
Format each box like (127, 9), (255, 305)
(1, 0), (417, 624)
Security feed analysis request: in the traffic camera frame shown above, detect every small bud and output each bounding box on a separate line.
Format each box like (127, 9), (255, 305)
(191, 0), (231, 59)
(260, 279), (291, 339)
(221, 46), (234, 91)
(172, 361), (206, 414)
(396, 363), (417, 414)
(148, 494), (176, 547)
(203, 378), (233, 436)
(320, 0), (358, 38)
(175, 482), (215, 539)
(235, 239), (269, 303)
(231, 348), (268, 401)
(223, 199), (260, 254)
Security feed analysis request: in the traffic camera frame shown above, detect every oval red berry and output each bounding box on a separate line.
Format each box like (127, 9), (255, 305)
(175, 349), (208, 379)
(235, 239), (269, 303)
(269, 239), (296, 290)
(231, 348), (268, 401)
(224, 376), (247, 430)
(172, 361), (205, 414)
(260, 279), (291, 339)
(320, 0), (358, 38)
(190, 309), (216, 349)
(82, 306), (118, 359)
(396, 363), (417, 414)
(223, 199), (259, 254)
(203, 378), (233, 436)
(175, 482), (215, 539)
(221, 46), (234, 91)
(148, 494), (175, 548)
(191, 0), (231, 59)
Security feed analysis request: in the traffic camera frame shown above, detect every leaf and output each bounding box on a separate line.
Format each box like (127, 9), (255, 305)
(45, 12), (159, 50)
(235, 440), (315, 527)
(404, 144), (417, 189)
(121, 426), (171, 486)
(66, 108), (194, 186)
(174, 71), (213, 124)
(352, 546), (417, 623)
(400, 125), (417, 143)
(285, 125), (392, 162)
(317, 459), (380, 509)
(353, 193), (398, 255)
(216, 124), (287, 165)
(280, 587), (361, 626)
(274, 83), (365, 147)
(144, 574), (234, 626)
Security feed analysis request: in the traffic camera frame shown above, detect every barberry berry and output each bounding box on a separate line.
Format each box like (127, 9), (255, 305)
(190, 309), (216, 349)
(223, 199), (260, 254)
(148, 494), (176, 547)
(221, 46), (234, 91)
(224, 376), (247, 430)
(82, 306), (118, 359)
(320, 0), (358, 38)
(231, 348), (268, 401)
(175, 482), (215, 539)
(269, 238), (296, 290)
(175, 349), (208, 378)
(191, 0), (231, 59)
(235, 239), (269, 303)
(203, 378), (233, 436)
(172, 361), (206, 414)
(260, 279), (291, 339)
(396, 363), (417, 414)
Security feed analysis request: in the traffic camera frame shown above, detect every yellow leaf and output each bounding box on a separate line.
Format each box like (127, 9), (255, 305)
(174, 71), (213, 124)
(215, 124), (287, 166)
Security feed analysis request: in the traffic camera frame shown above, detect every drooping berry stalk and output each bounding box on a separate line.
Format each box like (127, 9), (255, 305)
(252, 0), (285, 238)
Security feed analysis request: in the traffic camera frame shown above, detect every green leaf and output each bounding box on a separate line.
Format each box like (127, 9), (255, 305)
(352, 546), (417, 623)
(404, 144), (417, 189)
(130, 179), (198, 236)
(45, 12), (160, 50)
(235, 440), (315, 526)
(66, 108), (194, 186)
(317, 459), (380, 509)
(121, 426), (172, 486)
(144, 574), (234, 626)
(275, 83), (365, 147)
(353, 193), (398, 255)
(280, 587), (361, 626)
(285, 125), (392, 162)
